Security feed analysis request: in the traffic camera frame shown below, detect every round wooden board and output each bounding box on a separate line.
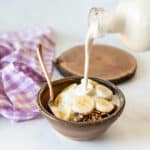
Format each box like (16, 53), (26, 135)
(56, 45), (137, 84)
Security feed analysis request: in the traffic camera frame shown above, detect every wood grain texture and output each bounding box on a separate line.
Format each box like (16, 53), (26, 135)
(56, 45), (137, 84)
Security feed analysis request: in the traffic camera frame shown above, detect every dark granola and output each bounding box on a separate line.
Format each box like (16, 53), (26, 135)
(72, 105), (117, 122)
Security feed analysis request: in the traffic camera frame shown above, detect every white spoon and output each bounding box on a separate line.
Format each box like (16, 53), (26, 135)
(36, 44), (54, 101)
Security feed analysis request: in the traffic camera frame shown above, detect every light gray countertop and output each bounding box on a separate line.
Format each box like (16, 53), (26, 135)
(0, 0), (150, 150)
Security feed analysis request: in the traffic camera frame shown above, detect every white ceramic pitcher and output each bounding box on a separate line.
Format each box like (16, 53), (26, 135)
(89, 0), (150, 51)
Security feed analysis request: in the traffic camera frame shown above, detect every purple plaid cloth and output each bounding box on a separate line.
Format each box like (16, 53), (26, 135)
(0, 27), (55, 121)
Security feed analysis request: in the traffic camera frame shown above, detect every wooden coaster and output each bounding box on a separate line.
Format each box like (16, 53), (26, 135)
(56, 45), (137, 84)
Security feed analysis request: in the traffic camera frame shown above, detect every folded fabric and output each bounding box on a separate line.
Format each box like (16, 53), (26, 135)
(0, 27), (55, 121)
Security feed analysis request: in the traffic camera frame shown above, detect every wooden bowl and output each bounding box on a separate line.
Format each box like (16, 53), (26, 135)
(37, 76), (125, 141)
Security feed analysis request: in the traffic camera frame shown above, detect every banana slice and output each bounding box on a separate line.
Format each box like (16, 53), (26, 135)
(96, 84), (113, 100)
(49, 86), (76, 121)
(49, 94), (73, 120)
(95, 98), (114, 113)
(72, 95), (95, 114)
(50, 105), (74, 121)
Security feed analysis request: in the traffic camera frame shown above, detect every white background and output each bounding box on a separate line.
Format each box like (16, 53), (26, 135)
(0, 0), (150, 150)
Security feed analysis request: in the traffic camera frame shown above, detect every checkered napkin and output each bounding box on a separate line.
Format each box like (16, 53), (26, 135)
(0, 27), (55, 121)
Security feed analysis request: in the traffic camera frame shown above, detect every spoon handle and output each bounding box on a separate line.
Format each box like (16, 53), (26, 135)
(37, 44), (54, 101)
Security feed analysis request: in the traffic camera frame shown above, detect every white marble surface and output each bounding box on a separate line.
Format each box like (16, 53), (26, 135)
(0, 0), (150, 150)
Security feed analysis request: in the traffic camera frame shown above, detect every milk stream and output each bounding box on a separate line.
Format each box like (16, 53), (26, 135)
(84, 7), (102, 91)
(83, 31), (93, 91)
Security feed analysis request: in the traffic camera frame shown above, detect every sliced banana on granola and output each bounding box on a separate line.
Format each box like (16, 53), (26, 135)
(96, 84), (113, 100)
(72, 95), (95, 115)
(95, 98), (114, 113)
(49, 79), (116, 121)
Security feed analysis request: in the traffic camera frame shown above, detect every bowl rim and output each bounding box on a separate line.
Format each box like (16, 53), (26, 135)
(37, 76), (125, 125)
